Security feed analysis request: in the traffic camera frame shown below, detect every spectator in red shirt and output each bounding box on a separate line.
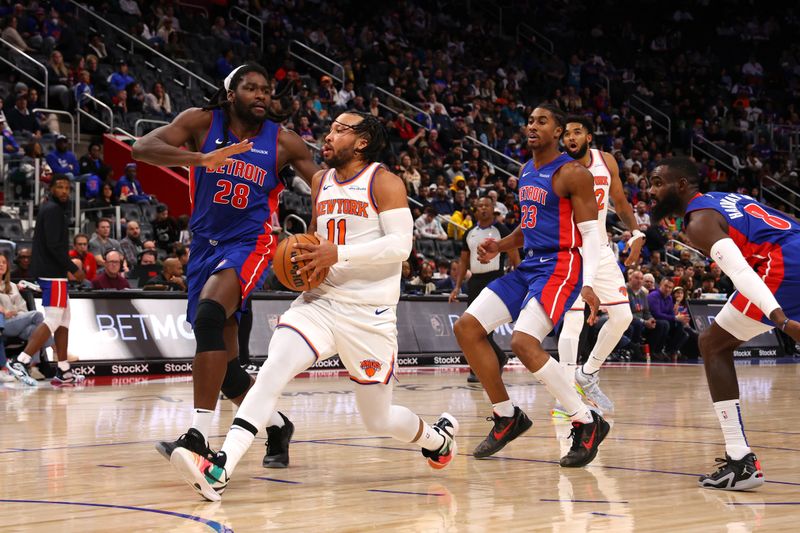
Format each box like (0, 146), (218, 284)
(69, 233), (97, 281)
(91, 250), (130, 290)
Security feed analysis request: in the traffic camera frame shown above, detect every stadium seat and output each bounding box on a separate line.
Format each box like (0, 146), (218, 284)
(119, 204), (142, 222)
(416, 239), (436, 259)
(0, 219), (24, 241)
(436, 239), (456, 260)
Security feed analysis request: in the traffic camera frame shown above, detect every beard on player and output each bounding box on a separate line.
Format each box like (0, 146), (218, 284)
(564, 139), (589, 160)
(232, 96), (269, 127)
(650, 185), (685, 222)
(322, 143), (356, 169)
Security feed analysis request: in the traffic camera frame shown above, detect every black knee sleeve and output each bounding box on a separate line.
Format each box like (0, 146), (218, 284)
(222, 358), (251, 399)
(194, 299), (227, 353)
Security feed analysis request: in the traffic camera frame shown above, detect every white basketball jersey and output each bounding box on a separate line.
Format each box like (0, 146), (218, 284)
(587, 149), (612, 246)
(308, 162), (401, 306)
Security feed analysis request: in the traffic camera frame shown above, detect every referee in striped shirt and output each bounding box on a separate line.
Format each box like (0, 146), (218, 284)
(450, 197), (520, 382)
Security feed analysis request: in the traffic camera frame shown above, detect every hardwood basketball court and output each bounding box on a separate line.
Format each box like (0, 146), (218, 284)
(2, 362), (798, 531)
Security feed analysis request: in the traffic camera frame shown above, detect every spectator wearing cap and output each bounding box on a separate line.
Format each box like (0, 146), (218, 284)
(152, 204), (179, 252)
(92, 250), (130, 290)
(6, 93), (41, 137)
(115, 163), (151, 204)
(108, 60), (135, 94)
(45, 135), (79, 179)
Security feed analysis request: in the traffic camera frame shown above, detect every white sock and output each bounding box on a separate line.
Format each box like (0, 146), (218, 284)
(584, 306), (631, 374)
(17, 352), (32, 365)
(57, 360), (70, 371)
(191, 408), (214, 443)
(267, 411), (284, 428)
(714, 400), (750, 460)
(492, 399), (515, 418)
(416, 418), (446, 452)
(220, 426), (256, 475)
(534, 357), (592, 423)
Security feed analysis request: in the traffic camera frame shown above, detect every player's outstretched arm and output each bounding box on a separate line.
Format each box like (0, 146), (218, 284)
(686, 209), (798, 338)
(279, 128), (321, 184)
(561, 161), (601, 324)
(605, 153), (644, 265)
(132, 108), (253, 168)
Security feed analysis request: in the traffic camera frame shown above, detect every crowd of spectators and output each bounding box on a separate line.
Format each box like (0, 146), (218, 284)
(1, 0), (799, 360)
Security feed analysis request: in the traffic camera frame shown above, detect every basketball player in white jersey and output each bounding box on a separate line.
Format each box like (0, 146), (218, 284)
(557, 115), (644, 414)
(168, 111), (458, 501)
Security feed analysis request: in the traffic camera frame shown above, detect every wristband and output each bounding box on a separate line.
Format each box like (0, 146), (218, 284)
(781, 318), (790, 331)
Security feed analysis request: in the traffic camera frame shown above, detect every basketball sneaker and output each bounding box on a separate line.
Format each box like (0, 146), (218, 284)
(51, 368), (86, 385)
(156, 428), (215, 462)
(560, 410), (611, 467)
(466, 371), (480, 383)
(6, 360), (37, 387)
(698, 453), (764, 491)
(263, 412), (294, 468)
(422, 413), (459, 470)
(575, 367), (614, 414)
(473, 406), (532, 458)
(170, 448), (229, 502)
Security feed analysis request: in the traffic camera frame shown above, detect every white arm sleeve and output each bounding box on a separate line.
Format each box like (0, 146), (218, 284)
(578, 220), (600, 288)
(710, 237), (781, 317)
(337, 208), (413, 265)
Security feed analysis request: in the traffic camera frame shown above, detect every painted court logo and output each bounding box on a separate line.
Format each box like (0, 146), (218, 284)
(359, 359), (382, 378)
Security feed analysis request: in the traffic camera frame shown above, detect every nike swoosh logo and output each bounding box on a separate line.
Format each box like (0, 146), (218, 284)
(492, 417), (516, 441)
(215, 138), (225, 146)
(582, 424), (597, 451)
(323, 184), (333, 190)
(539, 257), (553, 263)
(375, 308), (390, 315)
(522, 172), (532, 178)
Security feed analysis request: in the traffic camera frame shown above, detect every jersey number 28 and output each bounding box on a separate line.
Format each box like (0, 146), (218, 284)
(213, 179), (250, 209)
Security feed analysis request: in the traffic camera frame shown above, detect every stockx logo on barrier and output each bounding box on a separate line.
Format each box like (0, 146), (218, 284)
(71, 365), (96, 375)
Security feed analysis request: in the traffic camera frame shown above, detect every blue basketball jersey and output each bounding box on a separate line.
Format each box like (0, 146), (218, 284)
(685, 192), (800, 269)
(518, 152), (581, 254)
(189, 109), (283, 244)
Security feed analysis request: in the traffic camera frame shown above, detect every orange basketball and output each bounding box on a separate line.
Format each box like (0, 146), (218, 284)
(273, 234), (329, 291)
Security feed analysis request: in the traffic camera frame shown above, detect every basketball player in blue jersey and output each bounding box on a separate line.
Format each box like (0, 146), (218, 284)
(557, 115), (644, 415)
(167, 112), (458, 502)
(132, 63), (319, 468)
(454, 103), (611, 467)
(650, 157), (800, 490)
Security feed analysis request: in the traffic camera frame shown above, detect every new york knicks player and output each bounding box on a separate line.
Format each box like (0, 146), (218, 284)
(167, 112), (458, 502)
(649, 157), (800, 490)
(132, 63), (319, 467)
(454, 104), (610, 467)
(556, 115), (644, 415)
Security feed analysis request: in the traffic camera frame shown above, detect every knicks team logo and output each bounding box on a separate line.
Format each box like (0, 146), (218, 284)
(618, 286), (628, 297)
(360, 359), (382, 377)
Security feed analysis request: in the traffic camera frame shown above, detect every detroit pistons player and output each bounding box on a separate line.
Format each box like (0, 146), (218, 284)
(649, 157), (800, 490)
(454, 104), (610, 467)
(132, 63), (319, 468)
(168, 112), (458, 502)
(556, 115), (644, 415)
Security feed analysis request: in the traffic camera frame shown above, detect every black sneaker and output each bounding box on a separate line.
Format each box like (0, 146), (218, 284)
(473, 406), (533, 458)
(421, 413), (459, 469)
(698, 453), (764, 491)
(263, 412), (294, 468)
(467, 371), (480, 383)
(560, 410), (611, 467)
(156, 428), (214, 462)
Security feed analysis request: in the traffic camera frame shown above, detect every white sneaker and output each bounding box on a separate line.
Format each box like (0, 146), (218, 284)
(0, 371), (16, 383)
(6, 361), (37, 387)
(575, 367), (614, 414)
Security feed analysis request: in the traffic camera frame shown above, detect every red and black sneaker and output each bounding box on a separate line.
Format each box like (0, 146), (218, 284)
(559, 410), (611, 467)
(473, 406), (533, 458)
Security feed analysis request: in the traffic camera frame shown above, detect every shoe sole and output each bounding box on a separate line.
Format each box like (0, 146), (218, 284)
(560, 417), (611, 468)
(428, 412), (459, 470)
(698, 473), (765, 491)
(170, 448), (222, 502)
(473, 413), (532, 459)
(263, 422), (295, 469)
(578, 383), (615, 414)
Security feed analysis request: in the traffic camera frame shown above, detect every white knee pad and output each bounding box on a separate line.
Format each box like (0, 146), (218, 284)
(42, 306), (70, 333)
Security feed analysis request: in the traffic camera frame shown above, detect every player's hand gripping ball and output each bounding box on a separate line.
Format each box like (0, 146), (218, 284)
(273, 234), (330, 291)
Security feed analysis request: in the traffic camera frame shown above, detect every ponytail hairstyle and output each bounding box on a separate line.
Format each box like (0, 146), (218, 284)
(203, 62), (292, 147)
